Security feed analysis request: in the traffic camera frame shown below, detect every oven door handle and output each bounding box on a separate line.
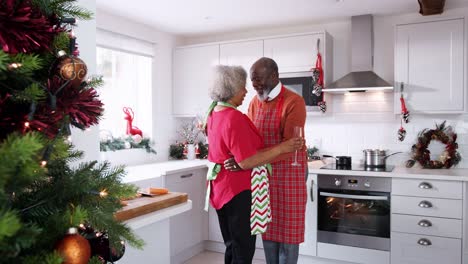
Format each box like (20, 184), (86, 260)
(319, 191), (389, 201)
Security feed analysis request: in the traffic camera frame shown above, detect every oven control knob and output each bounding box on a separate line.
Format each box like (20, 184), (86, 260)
(364, 181), (371, 188)
(334, 179), (342, 186)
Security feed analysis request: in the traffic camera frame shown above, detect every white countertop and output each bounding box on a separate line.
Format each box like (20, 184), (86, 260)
(125, 200), (192, 229)
(124, 159), (468, 182)
(123, 159), (209, 183)
(309, 161), (468, 181)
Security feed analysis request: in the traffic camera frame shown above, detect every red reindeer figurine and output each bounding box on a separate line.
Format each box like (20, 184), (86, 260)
(123, 107), (143, 137)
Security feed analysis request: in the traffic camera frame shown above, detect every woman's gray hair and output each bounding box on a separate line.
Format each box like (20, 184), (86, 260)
(210, 65), (247, 102)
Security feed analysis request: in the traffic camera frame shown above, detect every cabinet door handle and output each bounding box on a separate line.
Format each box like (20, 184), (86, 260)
(418, 200), (433, 208)
(180, 173), (193, 178)
(310, 179), (314, 202)
(417, 238), (432, 246)
(418, 219), (432, 227)
(418, 182), (433, 189)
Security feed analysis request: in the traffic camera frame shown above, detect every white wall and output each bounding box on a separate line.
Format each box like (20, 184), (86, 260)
(181, 7), (468, 168)
(96, 10), (181, 162)
(72, 0), (99, 162)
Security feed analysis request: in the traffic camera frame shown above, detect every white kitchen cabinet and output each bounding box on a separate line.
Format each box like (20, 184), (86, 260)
(220, 40), (264, 113)
(299, 173), (318, 256)
(208, 204), (223, 243)
(264, 32), (333, 85)
(208, 196), (265, 249)
(173, 45), (219, 116)
(166, 168), (208, 264)
(173, 32), (333, 117)
(391, 232), (462, 264)
(391, 178), (463, 264)
(394, 18), (465, 114)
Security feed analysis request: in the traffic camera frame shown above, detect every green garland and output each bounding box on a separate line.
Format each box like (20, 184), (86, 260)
(406, 121), (461, 169)
(100, 136), (156, 154)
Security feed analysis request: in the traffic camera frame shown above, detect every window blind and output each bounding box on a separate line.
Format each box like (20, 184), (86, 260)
(96, 28), (155, 57)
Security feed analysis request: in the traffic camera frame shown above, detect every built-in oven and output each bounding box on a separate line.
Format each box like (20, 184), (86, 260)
(317, 174), (391, 251)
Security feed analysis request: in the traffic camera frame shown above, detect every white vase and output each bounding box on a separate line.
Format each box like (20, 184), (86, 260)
(186, 144), (196, 160)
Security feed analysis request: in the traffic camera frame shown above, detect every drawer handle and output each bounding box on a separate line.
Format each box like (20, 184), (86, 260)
(418, 200), (433, 208)
(180, 173), (193, 178)
(310, 179), (314, 202)
(418, 219), (432, 227)
(417, 238), (432, 246)
(418, 182), (433, 189)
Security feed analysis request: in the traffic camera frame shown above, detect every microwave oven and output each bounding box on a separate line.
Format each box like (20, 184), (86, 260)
(279, 71), (323, 112)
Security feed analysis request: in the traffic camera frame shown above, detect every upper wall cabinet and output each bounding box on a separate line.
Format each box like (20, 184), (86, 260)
(173, 45), (219, 117)
(173, 32), (333, 116)
(220, 40), (264, 113)
(264, 33), (333, 85)
(394, 18), (465, 114)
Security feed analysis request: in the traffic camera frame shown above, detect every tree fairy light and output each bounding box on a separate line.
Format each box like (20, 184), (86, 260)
(99, 189), (108, 198)
(8, 63), (23, 70)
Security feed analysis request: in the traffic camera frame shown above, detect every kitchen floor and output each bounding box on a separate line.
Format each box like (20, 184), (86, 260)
(184, 251), (266, 264)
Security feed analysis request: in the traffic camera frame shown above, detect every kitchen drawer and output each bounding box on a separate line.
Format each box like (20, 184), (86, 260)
(392, 214), (462, 238)
(392, 178), (462, 199)
(165, 170), (200, 185)
(392, 196), (462, 219)
(391, 232), (461, 264)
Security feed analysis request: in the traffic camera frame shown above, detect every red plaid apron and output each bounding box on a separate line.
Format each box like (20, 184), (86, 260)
(253, 87), (307, 244)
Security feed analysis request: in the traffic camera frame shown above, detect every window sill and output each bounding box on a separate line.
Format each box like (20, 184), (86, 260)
(100, 148), (157, 166)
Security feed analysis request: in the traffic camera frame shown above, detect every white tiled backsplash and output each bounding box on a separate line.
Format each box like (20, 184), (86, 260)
(305, 92), (468, 168)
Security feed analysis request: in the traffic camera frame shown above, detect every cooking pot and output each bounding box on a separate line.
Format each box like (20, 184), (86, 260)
(323, 155), (352, 166)
(363, 149), (402, 167)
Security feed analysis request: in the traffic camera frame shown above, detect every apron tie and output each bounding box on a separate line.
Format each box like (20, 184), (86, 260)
(204, 162), (221, 211)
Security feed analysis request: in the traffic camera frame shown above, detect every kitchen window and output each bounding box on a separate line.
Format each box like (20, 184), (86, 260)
(96, 29), (154, 139)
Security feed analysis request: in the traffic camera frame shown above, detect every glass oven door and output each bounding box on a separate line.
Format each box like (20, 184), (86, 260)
(317, 189), (390, 251)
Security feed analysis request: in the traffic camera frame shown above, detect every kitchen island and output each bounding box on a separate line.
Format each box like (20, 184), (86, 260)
(117, 198), (192, 264)
(122, 160), (209, 264)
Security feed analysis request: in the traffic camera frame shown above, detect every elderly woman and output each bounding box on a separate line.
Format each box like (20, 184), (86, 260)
(205, 65), (302, 264)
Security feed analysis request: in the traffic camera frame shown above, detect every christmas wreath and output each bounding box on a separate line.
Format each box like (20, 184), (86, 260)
(406, 121), (461, 169)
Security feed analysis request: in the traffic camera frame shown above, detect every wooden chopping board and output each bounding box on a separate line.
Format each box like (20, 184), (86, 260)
(115, 192), (188, 222)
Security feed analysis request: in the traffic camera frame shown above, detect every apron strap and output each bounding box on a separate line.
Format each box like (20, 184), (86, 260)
(204, 162), (221, 211)
(255, 87), (285, 134)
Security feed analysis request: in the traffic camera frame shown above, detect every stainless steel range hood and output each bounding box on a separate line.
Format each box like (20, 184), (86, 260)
(323, 15), (393, 93)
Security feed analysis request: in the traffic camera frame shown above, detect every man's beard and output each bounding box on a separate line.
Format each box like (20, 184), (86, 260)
(257, 87), (273, 101)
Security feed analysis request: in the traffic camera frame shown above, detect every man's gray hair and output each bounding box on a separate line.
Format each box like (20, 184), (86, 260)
(210, 65), (247, 102)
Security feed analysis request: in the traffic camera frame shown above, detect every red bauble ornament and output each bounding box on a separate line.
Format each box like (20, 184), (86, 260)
(51, 51), (88, 89)
(55, 227), (91, 264)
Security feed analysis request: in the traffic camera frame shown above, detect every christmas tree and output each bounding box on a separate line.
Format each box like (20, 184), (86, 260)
(0, 0), (143, 263)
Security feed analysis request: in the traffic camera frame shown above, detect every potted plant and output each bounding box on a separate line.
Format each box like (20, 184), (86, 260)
(177, 120), (202, 160)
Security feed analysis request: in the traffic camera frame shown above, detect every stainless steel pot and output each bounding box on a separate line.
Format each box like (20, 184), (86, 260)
(363, 149), (402, 167)
(323, 155), (352, 166)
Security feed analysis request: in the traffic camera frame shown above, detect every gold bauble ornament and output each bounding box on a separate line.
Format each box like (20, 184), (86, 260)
(55, 227), (91, 264)
(53, 51), (88, 88)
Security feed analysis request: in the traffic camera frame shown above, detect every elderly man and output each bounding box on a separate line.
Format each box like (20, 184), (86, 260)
(226, 57), (307, 264)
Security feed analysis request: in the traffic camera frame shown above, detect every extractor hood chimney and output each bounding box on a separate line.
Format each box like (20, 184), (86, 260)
(323, 15), (393, 93)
